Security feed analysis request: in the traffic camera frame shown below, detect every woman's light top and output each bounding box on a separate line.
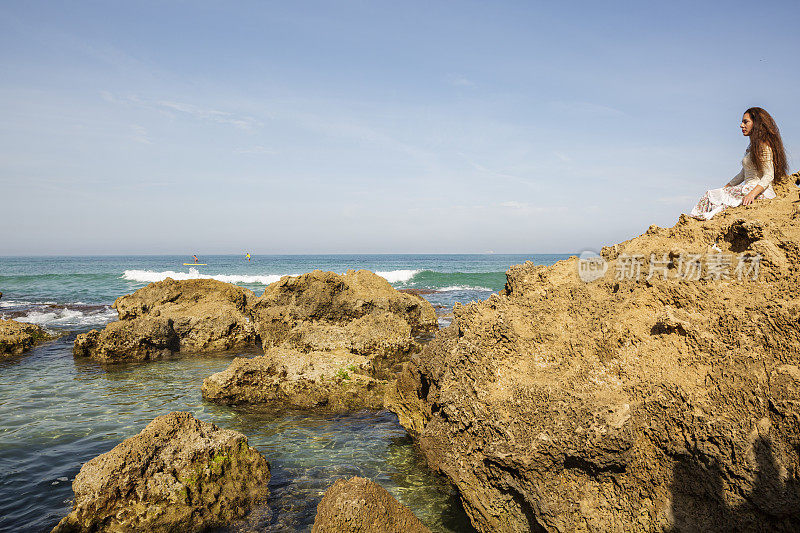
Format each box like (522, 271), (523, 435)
(726, 145), (776, 190)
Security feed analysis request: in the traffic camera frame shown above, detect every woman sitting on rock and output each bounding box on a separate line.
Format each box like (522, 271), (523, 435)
(690, 107), (788, 220)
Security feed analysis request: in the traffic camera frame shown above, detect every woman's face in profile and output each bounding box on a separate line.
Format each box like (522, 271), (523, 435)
(741, 113), (753, 136)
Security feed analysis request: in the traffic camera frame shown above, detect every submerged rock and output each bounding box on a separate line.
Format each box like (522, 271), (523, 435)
(0, 318), (49, 356)
(52, 412), (270, 533)
(74, 278), (257, 361)
(311, 477), (431, 533)
(202, 348), (387, 412)
(387, 182), (800, 531)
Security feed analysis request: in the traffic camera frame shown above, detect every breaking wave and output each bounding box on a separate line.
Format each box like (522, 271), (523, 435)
(122, 269), (289, 285)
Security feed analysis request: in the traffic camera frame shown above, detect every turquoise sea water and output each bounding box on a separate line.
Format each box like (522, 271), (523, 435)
(0, 254), (569, 532)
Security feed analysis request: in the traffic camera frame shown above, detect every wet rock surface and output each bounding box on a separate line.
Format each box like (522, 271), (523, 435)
(202, 348), (387, 412)
(74, 278), (257, 361)
(0, 318), (50, 356)
(52, 412), (270, 532)
(387, 180), (800, 532)
(311, 476), (431, 533)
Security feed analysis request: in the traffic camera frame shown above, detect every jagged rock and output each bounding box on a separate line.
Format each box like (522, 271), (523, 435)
(0, 319), (49, 356)
(202, 348), (387, 412)
(52, 412), (270, 533)
(285, 312), (416, 378)
(202, 270), (438, 409)
(311, 477), (431, 533)
(74, 278), (257, 361)
(73, 317), (180, 362)
(74, 272), (436, 370)
(386, 184), (800, 532)
(250, 269), (438, 347)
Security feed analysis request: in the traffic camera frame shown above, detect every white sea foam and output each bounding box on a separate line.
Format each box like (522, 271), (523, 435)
(374, 270), (421, 284)
(122, 268), (422, 286)
(16, 307), (118, 328)
(122, 269), (289, 285)
(0, 300), (33, 308)
(438, 285), (494, 292)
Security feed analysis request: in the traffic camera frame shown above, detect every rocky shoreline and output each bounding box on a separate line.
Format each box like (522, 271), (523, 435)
(18, 177), (800, 531)
(386, 178), (800, 531)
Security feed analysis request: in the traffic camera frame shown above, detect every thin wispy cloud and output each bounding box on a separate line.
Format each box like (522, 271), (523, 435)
(657, 195), (695, 206)
(446, 74), (476, 87)
(497, 201), (568, 214)
(234, 146), (277, 155)
(156, 100), (262, 130)
(130, 124), (151, 144)
(99, 92), (262, 130)
(548, 100), (627, 117)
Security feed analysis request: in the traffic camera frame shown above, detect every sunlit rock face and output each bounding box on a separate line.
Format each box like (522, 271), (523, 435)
(312, 476), (432, 533)
(74, 278), (257, 361)
(52, 412), (270, 532)
(387, 178), (800, 532)
(0, 318), (49, 356)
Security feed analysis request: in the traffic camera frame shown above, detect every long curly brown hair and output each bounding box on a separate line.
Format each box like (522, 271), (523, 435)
(745, 107), (789, 183)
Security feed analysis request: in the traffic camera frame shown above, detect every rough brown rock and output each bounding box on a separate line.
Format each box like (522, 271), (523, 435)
(73, 317), (180, 362)
(0, 318), (49, 356)
(52, 412), (270, 533)
(74, 272), (436, 371)
(387, 179), (800, 532)
(311, 477), (431, 533)
(202, 349), (387, 412)
(285, 312), (416, 378)
(251, 269), (438, 346)
(203, 270), (438, 408)
(74, 278), (257, 361)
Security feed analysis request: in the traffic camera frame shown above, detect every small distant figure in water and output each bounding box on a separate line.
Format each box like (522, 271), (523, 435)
(689, 107), (789, 220)
(246, 253), (251, 262)
(193, 255), (199, 264)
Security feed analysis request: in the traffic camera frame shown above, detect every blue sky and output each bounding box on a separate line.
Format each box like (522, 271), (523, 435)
(1, 0), (798, 254)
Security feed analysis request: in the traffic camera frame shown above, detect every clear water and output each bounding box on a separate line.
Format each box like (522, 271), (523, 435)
(0, 254), (569, 532)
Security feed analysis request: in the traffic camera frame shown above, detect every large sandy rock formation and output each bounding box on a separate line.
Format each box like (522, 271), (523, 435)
(387, 178), (800, 532)
(52, 412), (270, 532)
(203, 270), (438, 408)
(74, 278), (257, 361)
(0, 318), (50, 356)
(251, 269), (438, 349)
(73, 271), (436, 371)
(202, 348), (387, 411)
(311, 477), (431, 533)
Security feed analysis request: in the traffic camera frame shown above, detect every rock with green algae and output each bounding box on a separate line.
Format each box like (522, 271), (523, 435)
(51, 412), (270, 533)
(201, 270), (439, 412)
(0, 318), (50, 356)
(312, 477), (431, 533)
(72, 317), (180, 363)
(202, 348), (387, 412)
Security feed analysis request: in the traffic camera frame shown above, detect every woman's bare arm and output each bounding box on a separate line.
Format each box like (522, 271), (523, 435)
(742, 185), (765, 205)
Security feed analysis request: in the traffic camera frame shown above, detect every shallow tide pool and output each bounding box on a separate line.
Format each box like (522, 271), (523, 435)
(0, 334), (475, 532)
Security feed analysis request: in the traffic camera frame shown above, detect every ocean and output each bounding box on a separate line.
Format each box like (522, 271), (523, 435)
(0, 254), (569, 532)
